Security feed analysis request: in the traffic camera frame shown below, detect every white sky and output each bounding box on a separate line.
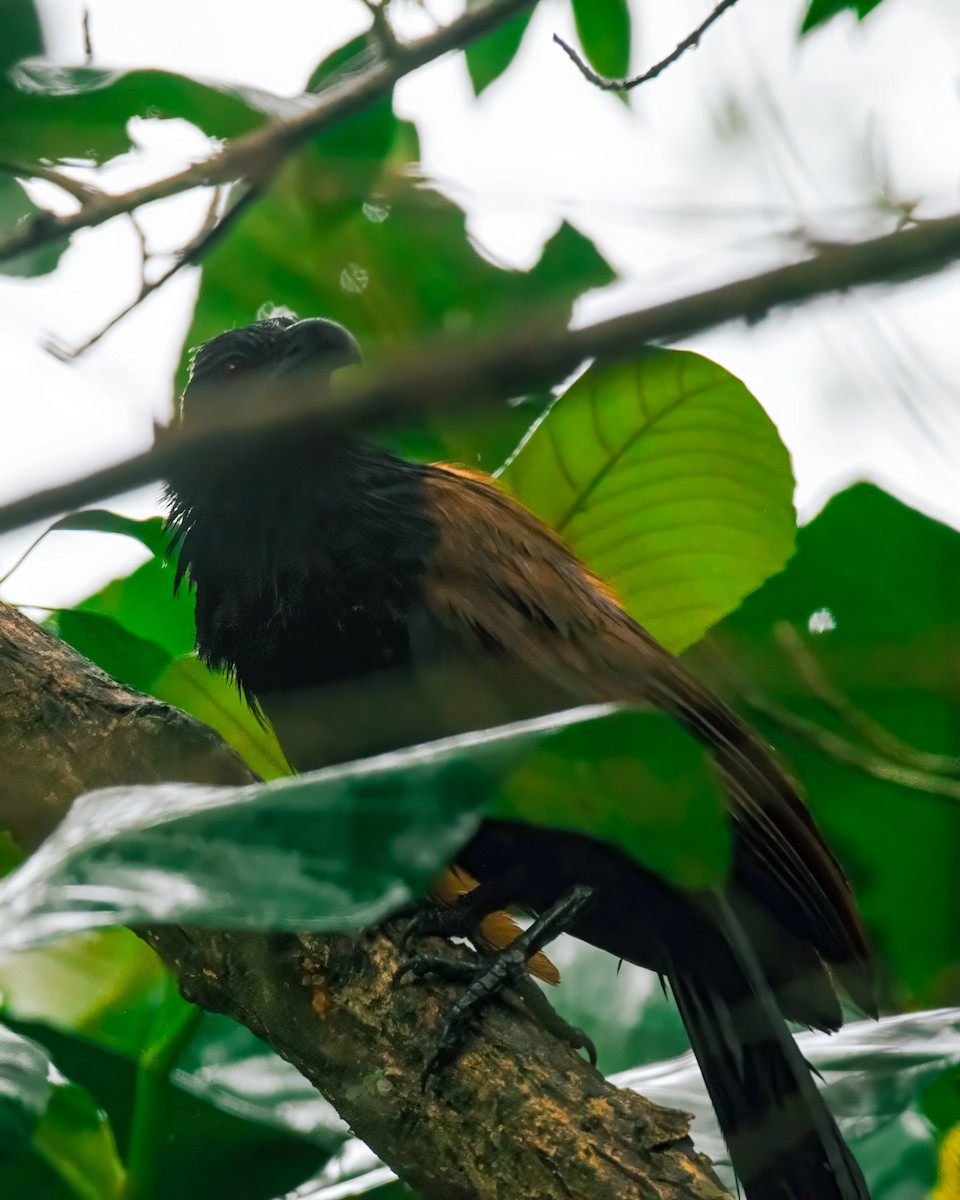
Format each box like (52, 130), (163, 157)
(1, 0), (959, 611)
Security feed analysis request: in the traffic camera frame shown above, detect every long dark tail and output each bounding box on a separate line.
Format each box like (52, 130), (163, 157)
(668, 899), (870, 1200)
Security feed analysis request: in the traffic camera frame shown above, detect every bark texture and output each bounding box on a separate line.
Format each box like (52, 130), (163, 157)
(0, 600), (730, 1200)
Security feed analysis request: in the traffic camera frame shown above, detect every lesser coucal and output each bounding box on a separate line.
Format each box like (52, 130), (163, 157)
(165, 314), (874, 1200)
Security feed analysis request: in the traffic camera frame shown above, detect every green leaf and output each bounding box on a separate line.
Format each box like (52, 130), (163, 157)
(151, 654), (291, 781)
(0, 929), (177, 1060)
(0, 1025), (125, 1199)
(800, 0), (887, 34)
(0, 63), (294, 167)
(0, 704), (733, 950)
(494, 710), (730, 888)
(500, 349), (797, 654)
(0, 0), (43, 73)
(0, 710), (588, 950)
(465, 9), (534, 95)
(65, 551), (196, 663)
(690, 484), (960, 1003)
(54, 610), (173, 693)
(571, 0), (632, 80)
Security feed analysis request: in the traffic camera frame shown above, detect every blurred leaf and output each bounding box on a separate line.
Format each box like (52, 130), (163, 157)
(0, 710), (574, 950)
(54, 609), (172, 693)
(501, 349), (797, 653)
(0, 929), (177, 1060)
(800, 0), (887, 34)
(0, 704), (735, 949)
(0, 63), (296, 166)
(0, 1024), (125, 1199)
(691, 484), (960, 1005)
(0, 0), (43, 72)
(465, 8), (534, 95)
(571, 0), (631, 79)
(152, 653), (291, 781)
(172, 1013), (346, 1152)
(0, 1023), (49, 1150)
(3, 1015), (331, 1200)
(494, 710), (730, 888)
(304, 35), (398, 209)
(0, 173), (65, 277)
(613, 1007), (960, 1196)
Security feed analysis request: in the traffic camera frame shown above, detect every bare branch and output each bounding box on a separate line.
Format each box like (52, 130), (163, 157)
(0, 160), (105, 206)
(0, 210), (958, 538)
(555, 0), (743, 93)
(0, 0), (538, 267)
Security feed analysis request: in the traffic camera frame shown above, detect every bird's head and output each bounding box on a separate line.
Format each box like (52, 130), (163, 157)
(177, 312), (362, 427)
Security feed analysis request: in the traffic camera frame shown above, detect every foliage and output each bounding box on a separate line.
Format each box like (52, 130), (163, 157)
(0, 0), (955, 1197)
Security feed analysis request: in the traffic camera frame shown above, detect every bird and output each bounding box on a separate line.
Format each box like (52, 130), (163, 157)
(165, 312), (875, 1200)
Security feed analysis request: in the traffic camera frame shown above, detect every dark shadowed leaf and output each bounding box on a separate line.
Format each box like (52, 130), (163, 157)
(800, 0), (887, 34)
(689, 484), (960, 1006)
(571, 0), (632, 80)
(494, 710), (730, 889)
(54, 609), (172, 693)
(465, 8), (534, 95)
(500, 349), (796, 653)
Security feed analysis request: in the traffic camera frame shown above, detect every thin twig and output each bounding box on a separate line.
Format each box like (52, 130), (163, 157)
(744, 691), (960, 804)
(554, 0), (743, 93)
(774, 622), (960, 778)
(46, 186), (241, 361)
(0, 209), (959, 537)
(0, 0), (537, 267)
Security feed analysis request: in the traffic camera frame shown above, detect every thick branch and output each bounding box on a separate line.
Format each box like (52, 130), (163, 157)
(1, 211), (959, 538)
(0, 0), (537, 266)
(0, 600), (729, 1200)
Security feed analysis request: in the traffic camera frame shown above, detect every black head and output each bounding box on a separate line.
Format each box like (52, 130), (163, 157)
(180, 314), (362, 422)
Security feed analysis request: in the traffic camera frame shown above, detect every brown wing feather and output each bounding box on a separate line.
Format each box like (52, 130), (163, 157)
(421, 464), (874, 1014)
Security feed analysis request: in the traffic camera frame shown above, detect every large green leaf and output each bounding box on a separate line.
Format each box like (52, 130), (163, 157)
(465, 8), (534, 95)
(571, 0), (631, 80)
(0, 705), (732, 950)
(0, 173), (64, 277)
(500, 349), (797, 653)
(800, 0), (888, 34)
(689, 483), (960, 1005)
(0, 1024), (125, 1199)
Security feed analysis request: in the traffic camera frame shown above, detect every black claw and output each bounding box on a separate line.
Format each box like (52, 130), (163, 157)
(399, 884), (599, 1084)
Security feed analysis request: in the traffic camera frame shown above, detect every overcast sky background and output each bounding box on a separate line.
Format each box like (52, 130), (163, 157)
(1, 0), (958, 614)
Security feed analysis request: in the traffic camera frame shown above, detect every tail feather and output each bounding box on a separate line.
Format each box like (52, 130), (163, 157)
(669, 900), (870, 1200)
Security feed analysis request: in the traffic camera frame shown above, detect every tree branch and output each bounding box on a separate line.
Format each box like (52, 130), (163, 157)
(0, 0), (537, 267)
(554, 0), (743, 93)
(1, 210), (959, 538)
(0, 598), (730, 1200)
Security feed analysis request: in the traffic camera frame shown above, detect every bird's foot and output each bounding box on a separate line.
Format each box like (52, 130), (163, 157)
(393, 883), (598, 1086)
